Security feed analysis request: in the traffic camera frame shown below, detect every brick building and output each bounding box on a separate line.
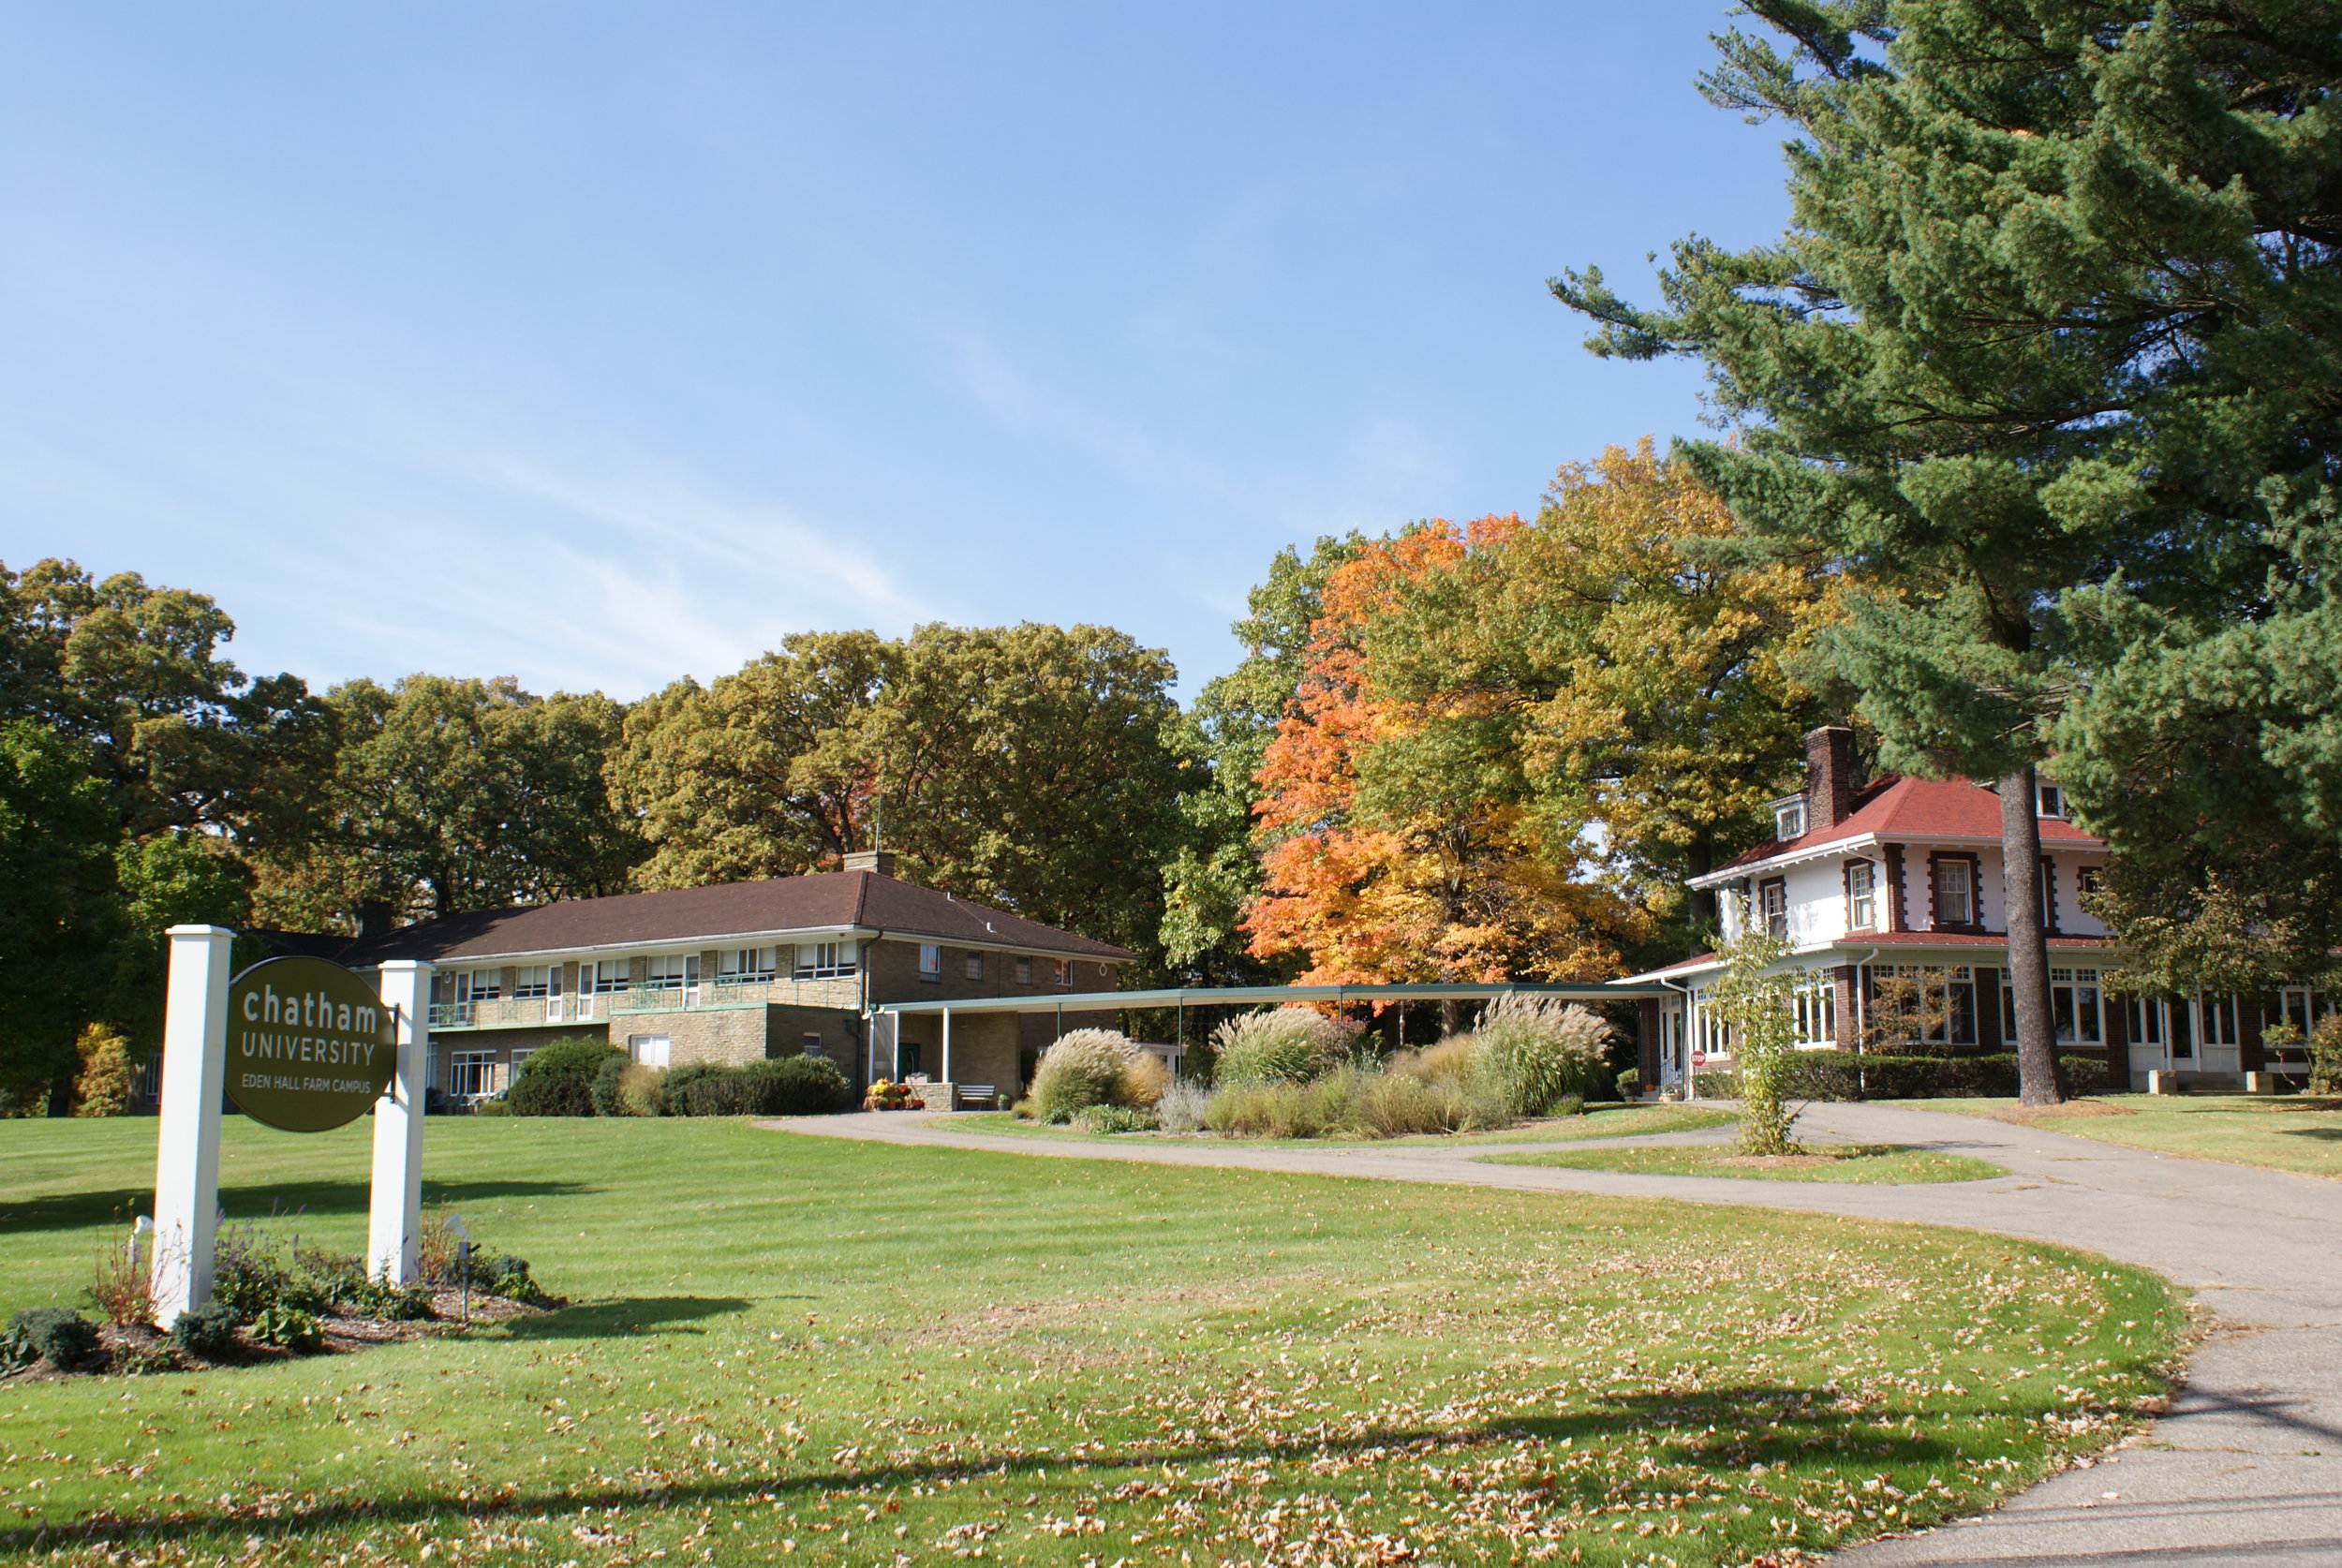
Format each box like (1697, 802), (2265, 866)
(337, 852), (1130, 1101)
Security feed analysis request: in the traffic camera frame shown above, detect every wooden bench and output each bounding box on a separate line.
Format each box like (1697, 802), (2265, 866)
(955, 1084), (999, 1110)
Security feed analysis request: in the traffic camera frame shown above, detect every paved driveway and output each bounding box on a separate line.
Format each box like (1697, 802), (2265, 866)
(772, 1101), (2342, 1566)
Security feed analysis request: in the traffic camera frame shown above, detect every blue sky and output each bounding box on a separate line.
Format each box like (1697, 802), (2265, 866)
(0, 3), (1791, 702)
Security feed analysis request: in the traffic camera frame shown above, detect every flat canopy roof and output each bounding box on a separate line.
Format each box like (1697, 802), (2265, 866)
(877, 981), (1668, 1016)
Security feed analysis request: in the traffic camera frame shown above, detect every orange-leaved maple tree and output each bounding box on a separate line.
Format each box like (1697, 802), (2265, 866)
(1243, 518), (1642, 984)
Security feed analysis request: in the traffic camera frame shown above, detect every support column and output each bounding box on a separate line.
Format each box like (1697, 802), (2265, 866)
(151, 925), (234, 1328)
(369, 960), (433, 1283)
(941, 1007), (953, 1083)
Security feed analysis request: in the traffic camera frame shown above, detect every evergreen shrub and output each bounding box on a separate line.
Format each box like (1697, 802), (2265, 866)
(738, 1055), (852, 1116)
(169, 1300), (240, 1360)
(7, 1307), (98, 1369)
(510, 1038), (623, 1117)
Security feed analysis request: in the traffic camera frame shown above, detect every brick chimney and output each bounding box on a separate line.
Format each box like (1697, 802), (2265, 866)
(843, 850), (897, 876)
(1804, 726), (1858, 828)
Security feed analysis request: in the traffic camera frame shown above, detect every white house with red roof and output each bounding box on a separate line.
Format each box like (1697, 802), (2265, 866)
(1620, 728), (2330, 1092)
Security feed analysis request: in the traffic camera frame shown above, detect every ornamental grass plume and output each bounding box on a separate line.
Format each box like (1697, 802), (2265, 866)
(1208, 1007), (1359, 1088)
(1119, 1048), (1169, 1108)
(1030, 1028), (1141, 1123)
(1466, 995), (1615, 1118)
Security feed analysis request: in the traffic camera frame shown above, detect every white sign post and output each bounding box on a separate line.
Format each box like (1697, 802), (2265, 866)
(151, 925), (234, 1328)
(368, 960), (433, 1282)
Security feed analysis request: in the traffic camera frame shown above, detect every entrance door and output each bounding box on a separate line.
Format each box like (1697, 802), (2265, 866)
(2126, 997), (2193, 1080)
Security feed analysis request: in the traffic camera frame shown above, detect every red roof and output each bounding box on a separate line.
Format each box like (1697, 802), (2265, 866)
(1710, 775), (2101, 878)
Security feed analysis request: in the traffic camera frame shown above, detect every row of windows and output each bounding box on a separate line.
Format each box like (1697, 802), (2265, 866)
(1756, 858), (2104, 940)
(435, 944), (863, 1003)
(916, 945), (1099, 989)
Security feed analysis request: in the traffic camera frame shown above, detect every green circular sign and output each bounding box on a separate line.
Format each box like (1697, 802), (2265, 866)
(226, 956), (398, 1132)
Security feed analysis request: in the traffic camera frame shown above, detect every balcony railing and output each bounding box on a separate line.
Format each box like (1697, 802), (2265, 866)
(427, 975), (859, 1030)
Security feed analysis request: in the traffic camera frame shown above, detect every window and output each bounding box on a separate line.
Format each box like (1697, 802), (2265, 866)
(2040, 861), (2057, 928)
(919, 943), (941, 981)
(2279, 986), (2330, 1037)
(627, 1034), (672, 1068)
(2007, 968), (2102, 1043)
(896, 1039), (923, 1077)
(450, 1051), (495, 1097)
(513, 965), (556, 999)
(1933, 858), (1974, 926)
(455, 969), (501, 1004)
(1053, 959), (1073, 991)
(1865, 964), (1978, 1046)
(1758, 878), (1789, 940)
(801, 1032), (825, 1058)
(509, 1047), (535, 1080)
(585, 960), (632, 995)
(1015, 957), (1033, 985)
(2201, 994), (2243, 1048)
(1846, 861), (1876, 930)
(1793, 974), (1836, 1045)
(1774, 797), (1807, 841)
(719, 947), (778, 983)
(644, 954), (695, 992)
(795, 941), (855, 979)
(2077, 865), (2102, 898)
(2038, 784), (2066, 818)
(964, 952), (985, 981)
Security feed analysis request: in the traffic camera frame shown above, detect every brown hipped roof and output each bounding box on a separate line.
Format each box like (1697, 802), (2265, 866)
(336, 870), (1135, 967)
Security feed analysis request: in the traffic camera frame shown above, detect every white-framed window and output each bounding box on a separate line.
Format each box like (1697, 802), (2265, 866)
(2038, 784), (2066, 818)
(1933, 858), (1975, 926)
(1758, 879), (1788, 940)
(1015, 956), (1033, 985)
(720, 947), (778, 982)
(794, 941), (855, 979)
(2278, 986), (2330, 1037)
(2004, 968), (2103, 1043)
(2201, 994), (2243, 1048)
(627, 1034), (672, 1068)
(585, 960), (632, 995)
(919, 943), (941, 981)
(2077, 865), (2102, 898)
(456, 969), (501, 1003)
(450, 1051), (495, 1097)
(1846, 860), (1876, 930)
(644, 954), (695, 992)
(1774, 797), (1807, 840)
(964, 952), (984, 982)
(1793, 973), (1836, 1046)
(1866, 964), (1978, 1046)
(800, 1032), (824, 1057)
(510, 1047), (536, 1080)
(1053, 959), (1072, 991)
(513, 965), (556, 999)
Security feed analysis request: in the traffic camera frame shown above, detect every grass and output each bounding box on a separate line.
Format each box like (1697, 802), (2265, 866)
(1910, 1093), (2342, 1180)
(1481, 1142), (2009, 1184)
(1, 1115), (2178, 1567)
(952, 1100), (1739, 1147)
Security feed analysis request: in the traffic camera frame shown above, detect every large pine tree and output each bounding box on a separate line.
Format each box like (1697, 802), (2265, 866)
(1556, 0), (2342, 1103)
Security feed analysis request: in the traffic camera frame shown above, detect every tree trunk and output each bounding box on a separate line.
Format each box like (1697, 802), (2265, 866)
(2000, 765), (2064, 1106)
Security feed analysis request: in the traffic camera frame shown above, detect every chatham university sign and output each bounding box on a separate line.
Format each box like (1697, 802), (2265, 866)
(227, 955), (398, 1133)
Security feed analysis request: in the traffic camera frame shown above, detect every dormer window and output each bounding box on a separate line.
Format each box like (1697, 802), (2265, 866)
(2038, 784), (2066, 819)
(1774, 797), (1808, 841)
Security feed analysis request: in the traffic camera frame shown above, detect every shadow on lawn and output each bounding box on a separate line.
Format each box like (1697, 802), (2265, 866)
(505, 1296), (753, 1339)
(0, 1179), (595, 1235)
(0, 1384), (1986, 1554)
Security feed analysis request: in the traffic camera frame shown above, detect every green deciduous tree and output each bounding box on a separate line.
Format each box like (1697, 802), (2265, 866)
(0, 722), (122, 1110)
(1553, 0), (2342, 1102)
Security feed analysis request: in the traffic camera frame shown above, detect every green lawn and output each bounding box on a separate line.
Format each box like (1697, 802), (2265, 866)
(3, 1116), (2177, 1567)
(1909, 1094), (2342, 1179)
(952, 1101), (1739, 1147)
(1482, 1143), (2008, 1184)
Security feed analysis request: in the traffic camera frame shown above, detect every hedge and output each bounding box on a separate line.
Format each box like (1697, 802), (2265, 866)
(1692, 1051), (2113, 1102)
(509, 1038), (625, 1116)
(662, 1056), (852, 1117)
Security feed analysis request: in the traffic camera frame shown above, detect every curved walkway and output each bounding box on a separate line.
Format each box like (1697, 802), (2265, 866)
(772, 1102), (2342, 1566)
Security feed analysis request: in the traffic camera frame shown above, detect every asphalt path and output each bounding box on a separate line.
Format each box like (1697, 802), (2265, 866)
(769, 1101), (2342, 1566)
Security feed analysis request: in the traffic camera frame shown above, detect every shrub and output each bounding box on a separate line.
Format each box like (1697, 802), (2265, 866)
(1466, 997), (1615, 1117)
(663, 1061), (744, 1117)
(87, 1232), (155, 1328)
(1689, 1050), (2118, 1102)
(1155, 1079), (1212, 1132)
(249, 1304), (325, 1354)
(1073, 1104), (1160, 1133)
(737, 1055), (852, 1116)
(72, 1024), (136, 1117)
(471, 1095), (512, 1117)
(2311, 1015), (2342, 1095)
(480, 1253), (547, 1304)
(590, 1054), (630, 1117)
(1616, 1068), (1641, 1100)
(510, 1038), (623, 1117)
(615, 1063), (667, 1117)
(1210, 1008), (1354, 1089)
(1030, 1029), (1139, 1123)
(1349, 1070), (1479, 1137)
(7, 1307), (99, 1369)
(213, 1225), (326, 1322)
(170, 1299), (240, 1360)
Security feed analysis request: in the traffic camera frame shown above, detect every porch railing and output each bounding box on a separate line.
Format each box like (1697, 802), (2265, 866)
(427, 976), (858, 1029)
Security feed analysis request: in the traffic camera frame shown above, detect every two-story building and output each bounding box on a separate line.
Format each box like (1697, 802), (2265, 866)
(1624, 728), (2331, 1092)
(336, 852), (1131, 1102)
